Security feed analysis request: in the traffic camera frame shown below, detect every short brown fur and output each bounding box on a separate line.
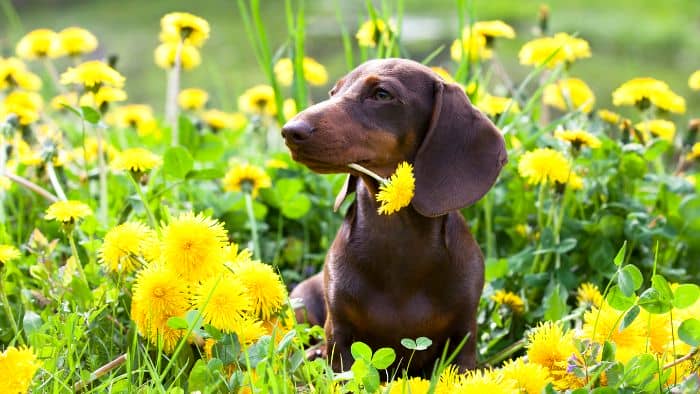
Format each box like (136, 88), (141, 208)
(281, 58), (507, 375)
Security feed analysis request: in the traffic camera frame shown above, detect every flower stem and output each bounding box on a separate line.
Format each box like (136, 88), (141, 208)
(347, 163), (386, 184)
(0, 268), (26, 346)
(244, 192), (261, 260)
(68, 230), (88, 283)
(126, 174), (159, 234)
(2, 172), (59, 202)
(45, 161), (68, 201)
(166, 40), (183, 147)
(483, 193), (495, 259)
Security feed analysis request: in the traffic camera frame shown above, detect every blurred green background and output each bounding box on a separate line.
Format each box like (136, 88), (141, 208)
(2, 0), (699, 117)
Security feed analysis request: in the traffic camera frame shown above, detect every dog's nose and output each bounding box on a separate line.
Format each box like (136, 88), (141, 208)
(282, 119), (314, 142)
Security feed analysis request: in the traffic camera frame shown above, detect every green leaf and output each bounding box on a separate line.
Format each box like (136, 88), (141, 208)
(601, 341), (616, 362)
(186, 168), (225, 180)
(362, 367), (380, 393)
(544, 284), (567, 321)
(22, 311), (43, 338)
(554, 238), (577, 254)
(281, 194), (311, 219)
(178, 114), (198, 147)
(484, 258), (508, 281)
(188, 360), (211, 392)
(351, 357), (369, 378)
(276, 329), (297, 352)
(163, 146), (194, 179)
(400, 338), (417, 350)
(620, 305), (640, 331)
(370, 348), (396, 369)
(275, 178), (304, 202)
(638, 288), (672, 314)
(415, 337), (432, 350)
(613, 241), (627, 267)
(651, 275), (673, 302)
(80, 106), (101, 124)
(678, 318), (700, 347)
(350, 341), (372, 361)
(167, 316), (188, 330)
(606, 285), (636, 311)
(673, 284), (700, 309)
(60, 103), (82, 117)
(212, 333), (240, 365)
(618, 265), (643, 297)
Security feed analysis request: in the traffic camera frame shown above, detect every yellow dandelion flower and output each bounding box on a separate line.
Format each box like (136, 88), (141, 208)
(686, 142), (700, 161)
(457, 369), (518, 393)
(581, 302), (646, 364)
(201, 109), (247, 131)
(430, 67), (455, 83)
(130, 264), (190, 353)
(543, 78), (595, 113)
(576, 282), (603, 308)
(0, 346), (42, 394)
(141, 232), (162, 264)
(234, 317), (267, 346)
(0, 57), (42, 91)
(0, 244), (21, 265)
(491, 289), (525, 314)
(689, 70), (700, 90)
(230, 260), (287, 320)
(519, 33), (591, 68)
(387, 377), (431, 394)
(154, 42), (201, 70)
(110, 148), (162, 173)
(554, 129), (602, 149)
(178, 88), (209, 110)
(450, 31), (492, 62)
(60, 60), (125, 88)
(527, 322), (583, 390)
(598, 109), (621, 125)
(161, 212), (228, 282)
(194, 273), (252, 332)
(612, 77), (685, 114)
(435, 364), (461, 394)
(45, 200), (92, 223)
(0, 90), (43, 125)
(376, 161), (415, 215)
(99, 222), (155, 274)
(160, 12), (210, 47)
(283, 98), (297, 120)
(15, 28), (59, 59)
(473, 20), (516, 40)
(79, 86), (127, 108)
(640, 310), (673, 355)
(70, 137), (118, 166)
(265, 158), (288, 169)
(500, 357), (552, 394)
(518, 148), (571, 185)
(273, 57), (328, 87)
(54, 27), (98, 57)
(476, 95), (520, 117)
(224, 242), (253, 266)
(110, 104), (158, 136)
(238, 84), (277, 117)
(635, 119), (676, 142)
(222, 163), (272, 198)
(50, 92), (78, 111)
(356, 18), (393, 48)
(527, 321), (577, 370)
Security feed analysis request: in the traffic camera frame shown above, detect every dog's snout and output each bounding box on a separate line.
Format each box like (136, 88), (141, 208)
(282, 119), (315, 142)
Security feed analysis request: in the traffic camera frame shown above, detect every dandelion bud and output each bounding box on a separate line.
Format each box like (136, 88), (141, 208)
(538, 5), (550, 35)
(684, 118), (699, 147)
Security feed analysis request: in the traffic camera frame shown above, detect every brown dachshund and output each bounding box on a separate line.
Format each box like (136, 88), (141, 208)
(281, 58), (506, 375)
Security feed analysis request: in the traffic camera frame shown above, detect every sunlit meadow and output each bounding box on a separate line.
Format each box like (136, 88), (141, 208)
(1, 1), (699, 393)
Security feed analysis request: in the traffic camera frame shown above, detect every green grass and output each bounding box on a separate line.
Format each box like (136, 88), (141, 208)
(2, 0), (699, 115)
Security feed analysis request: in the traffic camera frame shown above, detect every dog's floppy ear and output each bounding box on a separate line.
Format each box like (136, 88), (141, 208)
(334, 174), (357, 212)
(412, 81), (507, 217)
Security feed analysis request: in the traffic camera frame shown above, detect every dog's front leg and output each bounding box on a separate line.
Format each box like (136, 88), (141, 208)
(325, 317), (354, 372)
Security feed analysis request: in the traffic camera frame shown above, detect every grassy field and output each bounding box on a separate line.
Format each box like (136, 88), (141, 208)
(2, 0), (699, 113)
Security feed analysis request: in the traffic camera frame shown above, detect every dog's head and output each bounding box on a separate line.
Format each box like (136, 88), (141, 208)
(282, 58), (507, 217)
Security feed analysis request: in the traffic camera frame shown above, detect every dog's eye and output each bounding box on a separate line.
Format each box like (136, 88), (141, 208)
(372, 88), (393, 101)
